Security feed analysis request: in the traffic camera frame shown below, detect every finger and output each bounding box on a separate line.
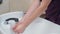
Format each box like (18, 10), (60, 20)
(13, 24), (18, 29)
(16, 32), (23, 34)
(13, 23), (20, 30)
(13, 25), (21, 32)
(16, 32), (20, 34)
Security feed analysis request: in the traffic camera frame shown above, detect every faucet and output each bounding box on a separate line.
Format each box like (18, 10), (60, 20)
(5, 18), (19, 24)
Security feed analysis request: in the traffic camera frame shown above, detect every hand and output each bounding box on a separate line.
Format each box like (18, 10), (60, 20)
(13, 22), (26, 33)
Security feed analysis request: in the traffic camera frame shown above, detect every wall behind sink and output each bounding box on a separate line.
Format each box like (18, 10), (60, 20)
(9, 0), (33, 12)
(0, 0), (9, 14)
(0, 0), (33, 14)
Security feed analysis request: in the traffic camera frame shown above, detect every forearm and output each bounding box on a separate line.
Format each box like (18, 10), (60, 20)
(20, 5), (47, 27)
(20, 0), (52, 27)
(19, 0), (40, 26)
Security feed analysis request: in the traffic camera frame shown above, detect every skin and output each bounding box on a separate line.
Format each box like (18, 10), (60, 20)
(13, 0), (52, 34)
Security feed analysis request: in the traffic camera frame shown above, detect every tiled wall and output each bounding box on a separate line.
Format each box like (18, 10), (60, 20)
(0, 0), (9, 14)
(9, 0), (33, 12)
(0, 0), (33, 14)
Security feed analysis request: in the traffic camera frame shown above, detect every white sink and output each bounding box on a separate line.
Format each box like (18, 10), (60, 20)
(0, 11), (60, 34)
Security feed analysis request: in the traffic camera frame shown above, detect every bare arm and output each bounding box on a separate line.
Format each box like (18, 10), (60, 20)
(20, 0), (40, 25)
(20, 0), (52, 27)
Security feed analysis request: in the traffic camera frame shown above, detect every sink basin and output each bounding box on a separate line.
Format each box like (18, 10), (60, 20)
(0, 11), (60, 34)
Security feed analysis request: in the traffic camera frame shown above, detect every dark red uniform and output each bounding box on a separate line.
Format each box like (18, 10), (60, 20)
(40, 0), (60, 25)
